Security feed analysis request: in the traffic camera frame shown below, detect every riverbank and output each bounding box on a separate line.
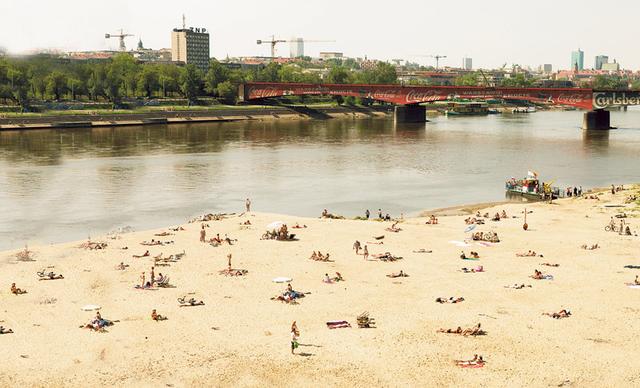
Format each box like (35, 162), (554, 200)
(1, 184), (639, 386)
(0, 105), (391, 131)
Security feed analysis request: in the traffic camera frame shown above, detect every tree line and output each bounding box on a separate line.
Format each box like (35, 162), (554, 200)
(0, 54), (399, 110)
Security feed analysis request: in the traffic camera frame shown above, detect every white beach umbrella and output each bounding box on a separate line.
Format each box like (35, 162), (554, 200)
(266, 221), (284, 230)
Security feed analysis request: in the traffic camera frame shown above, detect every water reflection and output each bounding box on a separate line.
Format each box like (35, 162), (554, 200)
(1, 110), (640, 250)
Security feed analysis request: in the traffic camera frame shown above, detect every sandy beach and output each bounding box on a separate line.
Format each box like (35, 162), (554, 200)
(1, 185), (640, 387)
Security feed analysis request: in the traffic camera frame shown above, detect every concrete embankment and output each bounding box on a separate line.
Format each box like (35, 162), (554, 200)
(0, 106), (391, 131)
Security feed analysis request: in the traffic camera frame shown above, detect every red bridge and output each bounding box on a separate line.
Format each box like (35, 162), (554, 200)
(239, 82), (638, 129)
(240, 82), (594, 109)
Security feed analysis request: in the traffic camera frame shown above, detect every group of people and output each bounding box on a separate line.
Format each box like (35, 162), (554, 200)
(273, 283), (305, 304)
(353, 241), (369, 260)
(565, 186), (583, 197)
(309, 251), (331, 262)
(471, 231), (500, 243)
(460, 251), (480, 260)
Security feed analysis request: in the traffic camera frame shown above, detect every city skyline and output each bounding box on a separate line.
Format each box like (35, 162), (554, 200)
(1, 0), (639, 70)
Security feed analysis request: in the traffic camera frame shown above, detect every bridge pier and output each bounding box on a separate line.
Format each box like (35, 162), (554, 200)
(394, 105), (426, 123)
(582, 109), (611, 130)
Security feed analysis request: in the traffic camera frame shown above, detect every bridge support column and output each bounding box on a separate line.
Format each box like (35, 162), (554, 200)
(394, 105), (426, 123)
(582, 109), (610, 130)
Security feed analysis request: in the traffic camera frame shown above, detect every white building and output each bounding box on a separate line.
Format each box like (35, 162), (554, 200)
(290, 38), (304, 58)
(462, 57), (472, 70)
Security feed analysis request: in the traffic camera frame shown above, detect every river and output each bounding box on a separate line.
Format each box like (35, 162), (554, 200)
(1, 110), (639, 250)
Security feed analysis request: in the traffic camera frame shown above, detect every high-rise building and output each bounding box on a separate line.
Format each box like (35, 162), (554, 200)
(543, 64), (553, 73)
(595, 55), (609, 70)
(571, 49), (584, 70)
(462, 57), (472, 70)
(171, 26), (210, 71)
(290, 38), (304, 58)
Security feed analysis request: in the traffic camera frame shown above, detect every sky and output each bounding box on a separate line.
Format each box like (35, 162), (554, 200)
(1, 0), (639, 70)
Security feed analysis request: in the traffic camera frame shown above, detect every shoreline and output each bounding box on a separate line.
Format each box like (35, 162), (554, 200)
(1, 185), (639, 386)
(0, 105), (391, 131)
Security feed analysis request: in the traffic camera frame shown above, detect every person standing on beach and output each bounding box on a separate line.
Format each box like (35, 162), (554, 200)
(150, 266), (155, 285)
(140, 272), (145, 287)
(365, 209), (370, 219)
(353, 240), (361, 255)
(363, 245), (369, 260)
(378, 209), (383, 219)
(200, 224), (206, 242)
(291, 321), (300, 354)
(227, 254), (232, 271)
(246, 198), (251, 212)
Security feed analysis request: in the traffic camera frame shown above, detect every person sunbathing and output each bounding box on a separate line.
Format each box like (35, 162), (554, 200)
(470, 251), (480, 259)
(492, 213), (501, 221)
(460, 251), (467, 259)
(436, 297), (465, 304)
(292, 223), (307, 229)
(115, 262), (129, 270)
(154, 231), (173, 237)
(530, 270), (544, 280)
(151, 309), (167, 321)
(462, 323), (485, 336)
(141, 239), (163, 246)
(426, 215), (438, 225)
(386, 222), (402, 232)
(501, 210), (508, 218)
(461, 266), (484, 273)
(169, 226), (185, 232)
(505, 283), (532, 289)
(386, 270), (408, 278)
(543, 309), (571, 319)
(333, 272), (344, 282)
(38, 271), (64, 280)
(242, 220), (252, 225)
(438, 326), (462, 334)
(634, 275), (640, 286)
(0, 326), (14, 334)
(413, 248), (432, 253)
(11, 283), (26, 294)
(476, 211), (482, 218)
(455, 354), (485, 366)
(310, 251), (318, 260)
(224, 234), (237, 245)
(133, 250), (150, 258)
(541, 263), (559, 267)
(516, 250), (538, 257)
(178, 297), (205, 306)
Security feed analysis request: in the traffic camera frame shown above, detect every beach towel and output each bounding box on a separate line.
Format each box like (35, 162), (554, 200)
(449, 240), (470, 247)
(462, 258), (480, 261)
(272, 277), (292, 283)
(625, 283), (640, 289)
(326, 321), (351, 329)
(476, 241), (493, 247)
(456, 361), (485, 368)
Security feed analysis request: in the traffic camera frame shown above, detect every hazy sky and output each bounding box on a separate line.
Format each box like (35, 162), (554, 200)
(1, 0), (638, 70)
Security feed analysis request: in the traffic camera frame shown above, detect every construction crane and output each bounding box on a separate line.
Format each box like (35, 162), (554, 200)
(256, 36), (335, 58)
(413, 54), (447, 69)
(105, 29), (134, 52)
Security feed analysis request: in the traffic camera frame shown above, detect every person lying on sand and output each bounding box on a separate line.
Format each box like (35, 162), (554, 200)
(581, 243), (599, 250)
(115, 262), (129, 270)
(154, 232), (173, 237)
(37, 270), (64, 280)
(386, 270), (408, 278)
(461, 266), (484, 273)
(169, 226), (185, 232)
(461, 323), (486, 336)
(372, 252), (402, 261)
(0, 326), (14, 334)
(82, 312), (113, 331)
(541, 263), (559, 267)
(413, 249), (432, 253)
(543, 309), (571, 319)
(385, 222), (402, 233)
(455, 354), (485, 367)
(151, 309), (167, 321)
(530, 270), (545, 280)
(224, 234), (237, 245)
(505, 283), (532, 289)
(438, 326), (462, 334)
(516, 250), (541, 257)
(178, 297), (205, 306)
(436, 297), (465, 304)
(141, 239), (163, 246)
(322, 273), (344, 283)
(11, 283), (26, 294)
(272, 284), (306, 303)
(292, 223), (307, 229)
(133, 250), (150, 258)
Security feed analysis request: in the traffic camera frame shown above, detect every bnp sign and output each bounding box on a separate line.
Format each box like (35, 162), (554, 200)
(593, 91), (640, 109)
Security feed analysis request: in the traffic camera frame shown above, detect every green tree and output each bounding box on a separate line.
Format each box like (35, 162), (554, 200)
(180, 64), (203, 104)
(205, 60), (230, 95)
(216, 81), (236, 104)
(454, 72), (479, 86)
(592, 75), (627, 90)
(501, 73), (533, 87)
(326, 66), (351, 84)
(45, 70), (68, 100)
(137, 65), (160, 98)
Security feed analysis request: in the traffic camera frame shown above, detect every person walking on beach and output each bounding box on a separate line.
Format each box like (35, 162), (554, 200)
(227, 254), (232, 271)
(150, 266), (155, 285)
(200, 224), (206, 242)
(245, 198), (251, 213)
(140, 272), (146, 288)
(291, 321), (300, 354)
(363, 245), (369, 261)
(378, 209), (383, 219)
(365, 209), (370, 219)
(353, 240), (361, 255)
